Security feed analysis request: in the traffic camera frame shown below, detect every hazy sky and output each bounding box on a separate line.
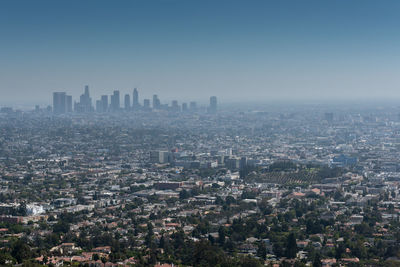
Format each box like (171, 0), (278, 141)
(1, 0), (400, 106)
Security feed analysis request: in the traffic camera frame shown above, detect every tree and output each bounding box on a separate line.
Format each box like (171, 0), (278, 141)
(145, 222), (154, 248)
(17, 202), (27, 216)
(294, 261), (307, 267)
(208, 234), (215, 244)
(258, 199), (273, 215)
(313, 252), (322, 267)
(53, 220), (70, 233)
(273, 242), (284, 258)
(11, 240), (32, 263)
(286, 233), (298, 259)
(179, 189), (190, 200)
(0, 251), (14, 265)
(226, 196), (236, 205)
(335, 243), (345, 259)
(192, 240), (229, 266)
(257, 241), (267, 260)
(238, 255), (263, 267)
(215, 195), (224, 205)
(218, 226), (226, 246)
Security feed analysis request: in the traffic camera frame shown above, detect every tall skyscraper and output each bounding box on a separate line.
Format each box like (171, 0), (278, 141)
(53, 92), (66, 114)
(66, 95), (72, 112)
(96, 95), (108, 113)
(110, 90), (120, 111)
(189, 101), (197, 112)
(101, 95), (108, 112)
(209, 96), (217, 113)
(75, 85), (93, 112)
(132, 88), (139, 109)
(124, 94), (131, 110)
(153, 94), (160, 109)
(143, 99), (150, 109)
(182, 103), (188, 112)
(96, 100), (102, 112)
(171, 100), (180, 112)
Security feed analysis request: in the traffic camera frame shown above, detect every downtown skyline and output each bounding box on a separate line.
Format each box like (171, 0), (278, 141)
(52, 85), (217, 114)
(2, 0), (400, 106)
(3, 2), (400, 265)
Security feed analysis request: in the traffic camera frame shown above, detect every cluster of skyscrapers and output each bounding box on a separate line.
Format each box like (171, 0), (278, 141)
(52, 92), (72, 114)
(52, 86), (217, 114)
(75, 86), (93, 113)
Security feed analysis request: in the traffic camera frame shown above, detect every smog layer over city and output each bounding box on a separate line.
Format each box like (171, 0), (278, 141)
(2, 1), (400, 267)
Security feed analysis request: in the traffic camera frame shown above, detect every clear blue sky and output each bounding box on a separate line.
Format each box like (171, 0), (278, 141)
(1, 0), (400, 106)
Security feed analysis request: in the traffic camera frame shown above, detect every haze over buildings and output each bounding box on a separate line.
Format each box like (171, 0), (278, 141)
(3, 1), (400, 266)
(52, 85), (217, 114)
(2, 1), (400, 106)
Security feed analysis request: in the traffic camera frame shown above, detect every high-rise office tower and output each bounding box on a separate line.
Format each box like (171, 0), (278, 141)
(209, 96), (217, 113)
(75, 85), (93, 112)
(171, 100), (180, 112)
(240, 157), (248, 170)
(101, 95), (108, 112)
(124, 94), (131, 110)
(83, 85), (89, 102)
(80, 85), (93, 112)
(132, 88), (139, 109)
(182, 103), (188, 112)
(143, 99), (150, 109)
(150, 151), (172, 164)
(66, 95), (72, 112)
(189, 101), (197, 112)
(96, 100), (102, 112)
(53, 92), (66, 114)
(153, 94), (160, 109)
(110, 90), (120, 111)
